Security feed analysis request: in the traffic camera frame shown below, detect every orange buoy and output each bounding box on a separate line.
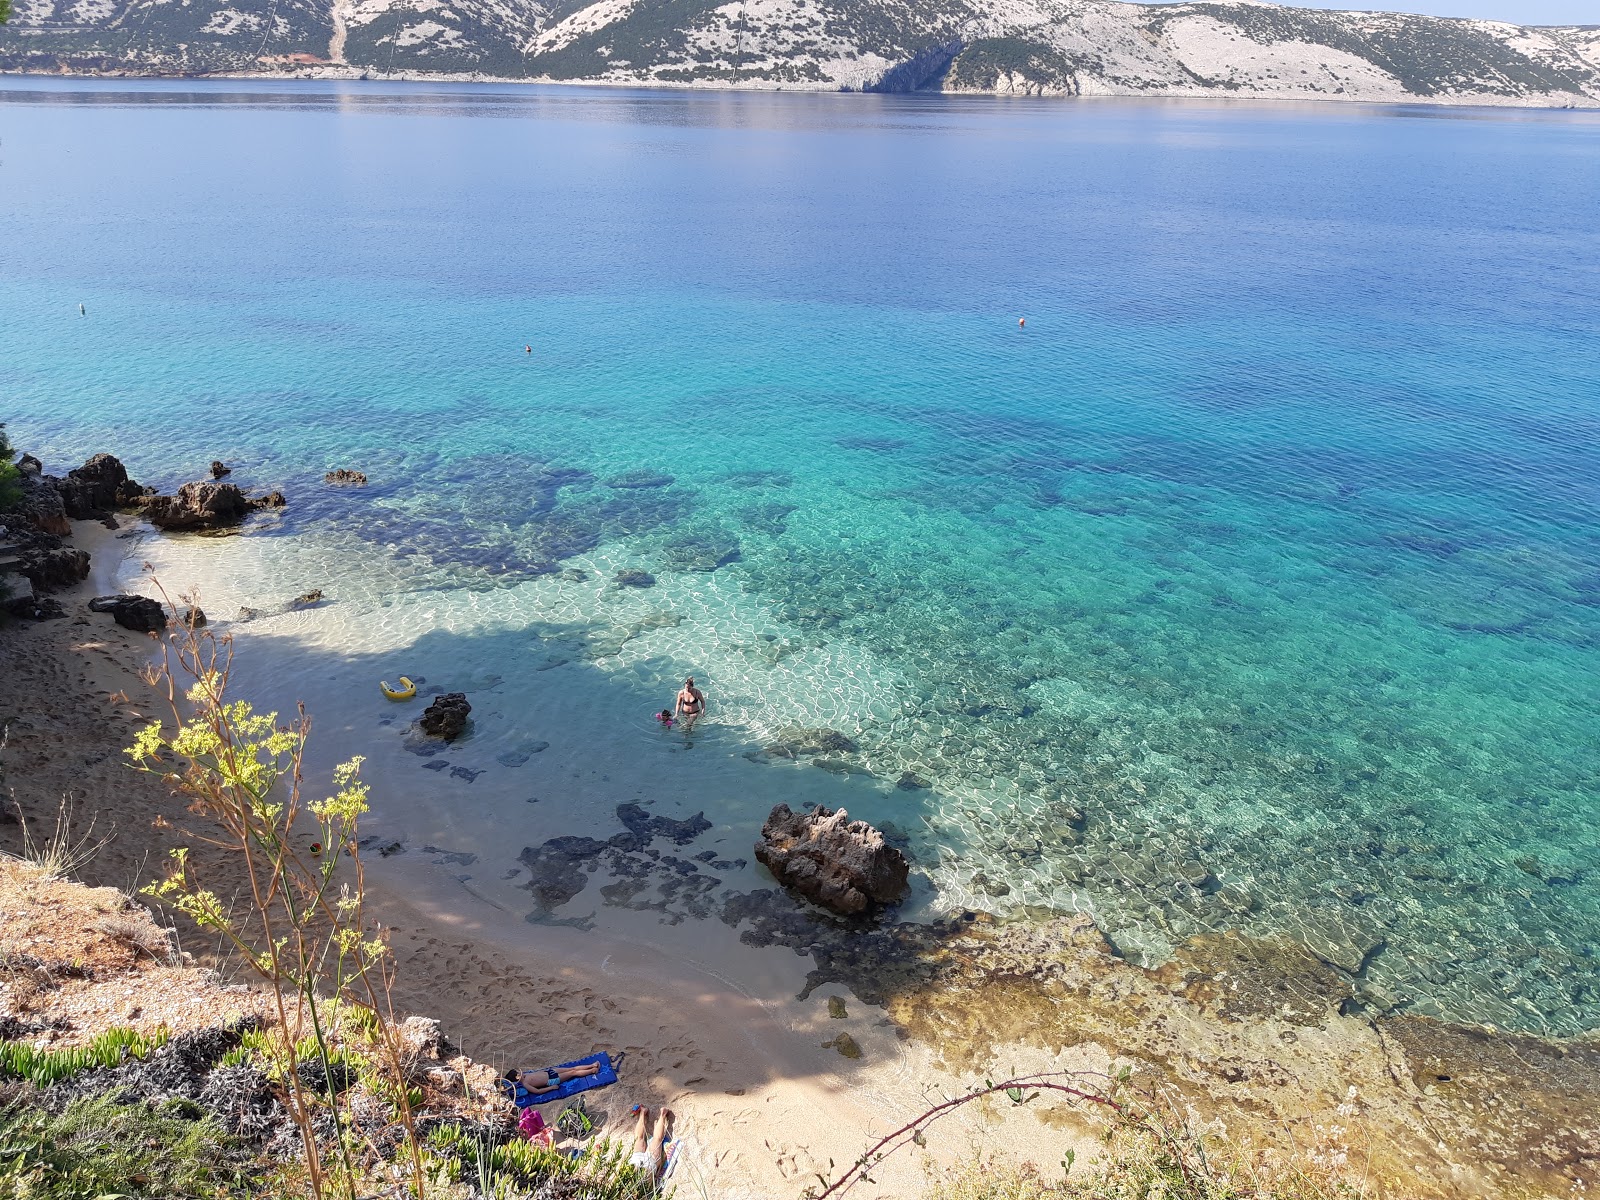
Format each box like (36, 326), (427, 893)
(1018, 317), (1026, 328)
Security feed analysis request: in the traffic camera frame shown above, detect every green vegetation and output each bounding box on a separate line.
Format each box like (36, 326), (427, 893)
(428, 1127), (665, 1200)
(946, 37), (1082, 93)
(0, 1091), (247, 1199)
(0, 1025), (169, 1087)
(0, 424), (21, 513)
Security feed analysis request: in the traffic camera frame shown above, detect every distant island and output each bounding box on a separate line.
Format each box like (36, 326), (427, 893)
(2, 0), (1597, 107)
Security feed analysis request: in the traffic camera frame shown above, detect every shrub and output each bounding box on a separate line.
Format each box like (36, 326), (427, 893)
(0, 423), (20, 513)
(0, 1091), (246, 1198)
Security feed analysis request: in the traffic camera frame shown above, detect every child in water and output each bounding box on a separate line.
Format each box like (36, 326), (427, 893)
(656, 709), (674, 729)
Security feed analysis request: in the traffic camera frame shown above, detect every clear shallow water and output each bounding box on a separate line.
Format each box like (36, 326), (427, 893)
(4, 79), (1599, 1034)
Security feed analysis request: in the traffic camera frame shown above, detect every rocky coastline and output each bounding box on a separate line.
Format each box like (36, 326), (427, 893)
(3, 443), (1599, 1199)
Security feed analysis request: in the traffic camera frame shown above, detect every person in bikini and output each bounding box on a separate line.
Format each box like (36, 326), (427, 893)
(498, 1060), (602, 1106)
(674, 676), (706, 730)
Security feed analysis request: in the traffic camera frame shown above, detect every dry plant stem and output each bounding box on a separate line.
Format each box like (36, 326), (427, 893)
(132, 587), (427, 1199)
(812, 1071), (1199, 1200)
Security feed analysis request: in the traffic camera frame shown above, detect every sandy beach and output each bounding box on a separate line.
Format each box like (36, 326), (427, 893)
(3, 516), (1598, 1199)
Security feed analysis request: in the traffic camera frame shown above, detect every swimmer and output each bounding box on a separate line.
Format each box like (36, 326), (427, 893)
(674, 676), (706, 730)
(656, 708), (675, 728)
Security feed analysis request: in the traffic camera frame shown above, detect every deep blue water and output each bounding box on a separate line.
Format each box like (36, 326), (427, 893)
(3, 79), (1598, 1033)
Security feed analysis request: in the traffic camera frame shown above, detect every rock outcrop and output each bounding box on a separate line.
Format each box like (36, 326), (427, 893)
(143, 481), (282, 531)
(88, 593), (168, 632)
(54, 453), (151, 518)
(323, 469), (368, 485)
(210, 460), (231, 478)
(418, 693), (471, 740)
(13, 463), (70, 536)
(755, 804), (910, 916)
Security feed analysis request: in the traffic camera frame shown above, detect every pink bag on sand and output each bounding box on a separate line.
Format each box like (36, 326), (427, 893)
(518, 1106), (554, 1146)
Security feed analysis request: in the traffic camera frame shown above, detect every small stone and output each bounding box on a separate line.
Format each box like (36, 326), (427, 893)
(823, 1032), (861, 1059)
(827, 995), (847, 1019)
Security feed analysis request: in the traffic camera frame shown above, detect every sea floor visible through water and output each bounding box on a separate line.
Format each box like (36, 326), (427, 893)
(4, 77), (1598, 1038)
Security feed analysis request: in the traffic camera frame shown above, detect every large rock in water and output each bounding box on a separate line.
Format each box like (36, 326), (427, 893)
(88, 593), (167, 633)
(143, 482), (280, 531)
(55, 453), (151, 518)
(418, 693), (471, 740)
(755, 804), (910, 916)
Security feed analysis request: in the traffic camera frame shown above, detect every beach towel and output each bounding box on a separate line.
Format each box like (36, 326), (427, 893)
(504, 1052), (619, 1107)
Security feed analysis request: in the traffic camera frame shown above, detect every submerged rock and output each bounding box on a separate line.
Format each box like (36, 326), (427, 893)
(209, 460), (231, 478)
(418, 692), (471, 740)
(765, 727), (860, 757)
(604, 469), (675, 489)
(323, 469), (368, 486)
(613, 569), (656, 588)
(754, 804), (910, 916)
(88, 593), (167, 633)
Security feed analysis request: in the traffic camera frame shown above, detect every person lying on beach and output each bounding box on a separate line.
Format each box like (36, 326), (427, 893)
(656, 708), (674, 728)
(674, 677), (706, 729)
(628, 1104), (674, 1177)
(498, 1061), (601, 1106)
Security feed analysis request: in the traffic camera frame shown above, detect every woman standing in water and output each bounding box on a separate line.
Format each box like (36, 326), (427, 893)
(674, 676), (706, 731)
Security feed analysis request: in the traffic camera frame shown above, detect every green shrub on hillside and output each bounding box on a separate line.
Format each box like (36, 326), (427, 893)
(0, 424), (20, 513)
(0, 1092), (246, 1198)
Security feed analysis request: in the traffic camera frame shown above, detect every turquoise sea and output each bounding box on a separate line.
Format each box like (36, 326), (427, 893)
(3, 79), (1598, 1035)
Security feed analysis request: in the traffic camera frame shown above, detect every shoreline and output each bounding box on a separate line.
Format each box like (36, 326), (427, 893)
(3, 514), (1598, 1197)
(0, 68), (1596, 112)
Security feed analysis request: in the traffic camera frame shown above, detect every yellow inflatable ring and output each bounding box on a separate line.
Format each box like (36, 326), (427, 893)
(380, 677), (416, 701)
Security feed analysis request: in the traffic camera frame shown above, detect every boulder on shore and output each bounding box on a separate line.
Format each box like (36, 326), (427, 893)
(754, 804), (910, 916)
(55, 453), (151, 518)
(88, 593), (168, 633)
(14, 467), (70, 537)
(418, 693), (471, 741)
(143, 482), (283, 531)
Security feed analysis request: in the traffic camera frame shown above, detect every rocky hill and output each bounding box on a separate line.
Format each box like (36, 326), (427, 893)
(0, 0), (1596, 105)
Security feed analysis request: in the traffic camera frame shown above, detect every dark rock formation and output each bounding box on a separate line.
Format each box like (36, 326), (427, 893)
(14, 466), (70, 536)
(418, 693), (471, 740)
(88, 593), (167, 633)
(143, 481), (282, 531)
(616, 801), (712, 846)
(613, 569), (656, 588)
(323, 469), (368, 485)
(178, 606), (207, 628)
(55, 453), (151, 518)
(765, 727), (860, 757)
(17, 543), (90, 593)
(290, 590), (323, 607)
(754, 804), (910, 916)
(209, 461), (231, 478)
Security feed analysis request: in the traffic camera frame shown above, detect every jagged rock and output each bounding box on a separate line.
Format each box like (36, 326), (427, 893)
(418, 692), (471, 740)
(177, 606), (207, 628)
(754, 804), (910, 916)
(613, 569), (656, 588)
(55, 453), (150, 518)
(398, 1014), (460, 1065)
(19, 546), (89, 593)
(256, 490), (287, 508)
(16, 454), (41, 475)
(209, 460), (231, 478)
(143, 482), (252, 531)
(88, 593), (167, 633)
(13, 468), (70, 536)
(765, 727), (859, 757)
(323, 469), (367, 485)
(290, 589), (323, 607)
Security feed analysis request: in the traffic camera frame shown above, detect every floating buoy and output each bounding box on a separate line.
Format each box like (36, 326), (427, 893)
(1018, 317), (1025, 328)
(380, 676), (417, 701)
